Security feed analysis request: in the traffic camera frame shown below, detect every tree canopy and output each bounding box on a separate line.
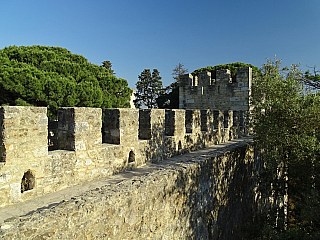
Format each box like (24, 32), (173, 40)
(134, 69), (164, 108)
(248, 58), (320, 239)
(192, 62), (260, 80)
(301, 66), (320, 92)
(172, 63), (188, 83)
(101, 60), (115, 75)
(0, 45), (132, 119)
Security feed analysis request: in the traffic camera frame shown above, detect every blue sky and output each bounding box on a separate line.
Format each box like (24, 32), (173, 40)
(1, 0), (319, 88)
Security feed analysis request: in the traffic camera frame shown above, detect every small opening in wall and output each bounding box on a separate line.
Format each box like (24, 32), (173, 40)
(21, 170), (35, 193)
(0, 152), (5, 163)
(48, 120), (59, 151)
(192, 75), (198, 86)
(210, 77), (216, 85)
(128, 149), (135, 163)
(178, 141), (182, 151)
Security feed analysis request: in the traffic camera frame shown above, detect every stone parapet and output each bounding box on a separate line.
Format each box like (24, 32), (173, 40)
(58, 107), (102, 151)
(0, 106), (48, 206)
(185, 109), (201, 134)
(0, 106), (249, 208)
(165, 109), (185, 136)
(103, 108), (139, 145)
(0, 138), (260, 240)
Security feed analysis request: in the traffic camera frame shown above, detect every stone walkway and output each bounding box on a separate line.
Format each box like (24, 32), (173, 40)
(0, 136), (252, 224)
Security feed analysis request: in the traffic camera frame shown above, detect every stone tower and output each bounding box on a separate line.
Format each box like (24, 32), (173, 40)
(179, 67), (252, 111)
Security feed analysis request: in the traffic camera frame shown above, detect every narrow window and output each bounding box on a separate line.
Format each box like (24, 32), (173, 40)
(178, 141), (182, 151)
(128, 149), (135, 163)
(21, 170), (35, 193)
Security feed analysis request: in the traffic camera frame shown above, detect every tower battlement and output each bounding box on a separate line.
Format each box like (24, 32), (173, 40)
(179, 67), (252, 111)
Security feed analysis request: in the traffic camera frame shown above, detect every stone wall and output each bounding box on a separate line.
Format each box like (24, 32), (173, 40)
(179, 67), (252, 111)
(0, 106), (248, 209)
(0, 138), (261, 240)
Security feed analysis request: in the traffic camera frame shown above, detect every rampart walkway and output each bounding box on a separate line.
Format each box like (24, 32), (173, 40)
(0, 136), (252, 225)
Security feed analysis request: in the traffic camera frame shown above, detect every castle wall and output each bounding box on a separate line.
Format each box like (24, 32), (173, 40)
(179, 67), (252, 111)
(0, 107), (48, 206)
(0, 106), (248, 208)
(0, 138), (260, 240)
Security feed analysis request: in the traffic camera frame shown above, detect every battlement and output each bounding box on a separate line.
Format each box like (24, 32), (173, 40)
(0, 106), (248, 208)
(179, 67), (252, 111)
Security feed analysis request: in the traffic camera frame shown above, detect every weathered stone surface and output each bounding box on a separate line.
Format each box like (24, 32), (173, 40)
(0, 106), (48, 207)
(0, 137), (262, 240)
(179, 67), (252, 111)
(0, 105), (248, 211)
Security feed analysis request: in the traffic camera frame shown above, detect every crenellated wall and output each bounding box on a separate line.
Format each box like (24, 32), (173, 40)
(0, 106), (248, 208)
(0, 138), (259, 239)
(179, 67), (252, 111)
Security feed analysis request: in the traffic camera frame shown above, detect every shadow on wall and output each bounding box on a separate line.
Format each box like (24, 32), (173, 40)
(0, 106), (249, 210)
(161, 145), (264, 240)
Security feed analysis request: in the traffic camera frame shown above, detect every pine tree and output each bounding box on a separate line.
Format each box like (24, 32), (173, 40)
(101, 60), (115, 75)
(134, 69), (164, 108)
(0, 45), (132, 119)
(172, 63), (188, 84)
(157, 63), (188, 109)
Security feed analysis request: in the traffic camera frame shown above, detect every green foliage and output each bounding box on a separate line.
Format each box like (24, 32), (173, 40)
(192, 62), (260, 80)
(101, 60), (115, 75)
(301, 66), (320, 91)
(249, 58), (320, 239)
(157, 63), (188, 109)
(0, 45), (132, 119)
(134, 69), (164, 108)
(251, 58), (320, 168)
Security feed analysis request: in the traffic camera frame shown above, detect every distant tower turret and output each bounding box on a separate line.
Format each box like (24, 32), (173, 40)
(179, 67), (252, 111)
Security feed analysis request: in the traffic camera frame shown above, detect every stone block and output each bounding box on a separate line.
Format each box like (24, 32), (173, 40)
(197, 71), (212, 86)
(213, 110), (224, 130)
(185, 110), (201, 134)
(233, 111), (240, 126)
(180, 74), (193, 87)
(234, 92), (245, 97)
(224, 110), (233, 128)
(103, 109), (138, 145)
(139, 109), (165, 140)
(241, 87), (249, 91)
(58, 107), (102, 151)
(230, 106), (240, 111)
(165, 110), (185, 136)
(200, 109), (214, 132)
(230, 97), (240, 102)
(0, 106), (48, 163)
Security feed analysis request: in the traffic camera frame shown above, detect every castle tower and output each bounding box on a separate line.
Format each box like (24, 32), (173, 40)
(179, 67), (252, 111)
